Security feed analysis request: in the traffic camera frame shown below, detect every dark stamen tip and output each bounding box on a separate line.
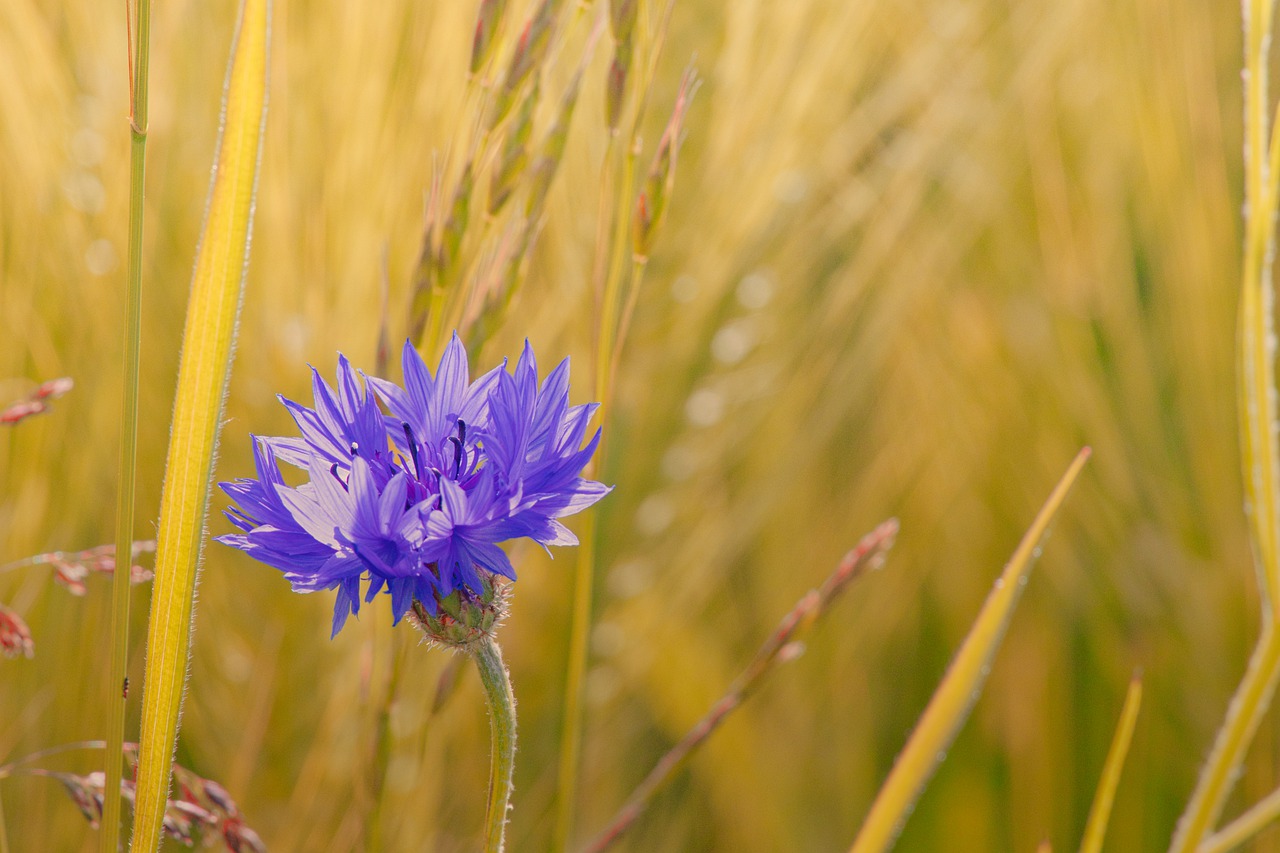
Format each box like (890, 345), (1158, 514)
(329, 463), (349, 491)
(403, 422), (424, 479)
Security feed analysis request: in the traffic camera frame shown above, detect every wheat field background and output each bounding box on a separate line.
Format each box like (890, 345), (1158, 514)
(0, 0), (1260, 850)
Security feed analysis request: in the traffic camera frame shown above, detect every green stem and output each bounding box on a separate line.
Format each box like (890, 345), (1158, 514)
(554, 74), (639, 853)
(104, 0), (153, 849)
(0, 788), (9, 853)
(554, 510), (597, 851)
(366, 625), (406, 850)
(473, 637), (517, 853)
(553, 115), (619, 853)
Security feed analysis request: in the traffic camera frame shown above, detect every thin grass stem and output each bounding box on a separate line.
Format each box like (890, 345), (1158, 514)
(554, 83), (622, 853)
(365, 622), (407, 850)
(103, 0), (153, 846)
(607, 256), (648, 405)
(1080, 676), (1143, 853)
(582, 520), (898, 853)
(1170, 622), (1280, 852)
(0, 741), (109, 781)
(555, 8), (680, 844)
(554, 507), (598, 852)
(0, 789), (9, 853)
(1200, 783), (1280, 853)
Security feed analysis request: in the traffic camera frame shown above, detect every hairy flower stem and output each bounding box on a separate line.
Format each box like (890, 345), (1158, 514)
(104, 0), (153, 848)
(473, 636), (517, 853)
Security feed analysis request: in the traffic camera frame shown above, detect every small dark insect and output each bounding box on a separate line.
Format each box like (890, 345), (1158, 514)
(122, 676), (129, 699)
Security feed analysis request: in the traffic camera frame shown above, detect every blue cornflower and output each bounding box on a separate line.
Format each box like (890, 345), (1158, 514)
(217, 335), (608, 636)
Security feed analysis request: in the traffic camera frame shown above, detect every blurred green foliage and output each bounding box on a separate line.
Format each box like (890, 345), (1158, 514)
(0, 0), (1262, 849)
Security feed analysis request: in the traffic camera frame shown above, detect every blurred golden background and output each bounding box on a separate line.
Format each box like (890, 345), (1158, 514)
(0, 0), (1261, 849)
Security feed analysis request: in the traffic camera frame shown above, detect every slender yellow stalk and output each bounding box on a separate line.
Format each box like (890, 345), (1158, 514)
(1080, 676), (1143, 853)
(130, 1), (269, 848)
(0, 790), (9, 853)
(555, 106), (639, 853)
(554, 67), (627, 853)
(555, 505), (599, 852)
(556, 11), (685, 842)
(1200, 781), (1280, 853)
(1170, 2), (1280, 849)
(1171, 622), (1280, 852)
(1237, 0), (1280, 613)
(103, 0), (153, 845)
(849, 447), (1091, 853)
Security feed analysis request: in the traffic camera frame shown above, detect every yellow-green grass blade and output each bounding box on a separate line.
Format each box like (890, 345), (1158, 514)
(1200, 781), (1280, 853)
(1169, 6), (1280, 851)
(1080, 675), (1143, 853)
(130, 0), (269, 849)
(849, 447), (1091, 853)
(1238, 0), (1280, 616)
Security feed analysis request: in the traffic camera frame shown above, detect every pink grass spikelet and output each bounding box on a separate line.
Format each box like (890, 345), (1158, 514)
(495, 0), (560, 121)
(438, 161), (475, 277)
(34, 377), (74, 399)
(1, 377), (73, 425)
(633, 66), (697, 259)
(526, 66), (585, 219)
(223, 815), (268, 852)
(1, 400), (46, 424)
(604, 0), (636, 130)
(45, 541), (157, 596)
(489, 80), (539, 215)
(608, 0), (637, 43)
(54, 772), (104, 826)
(605, 45), (631, 132)
(471, 0), (509, 74)
(0, 604), (34, 659)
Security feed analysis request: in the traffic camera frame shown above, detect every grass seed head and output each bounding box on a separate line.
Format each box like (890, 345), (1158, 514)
(0, 604), (34, 659)
(471, 0), (510, 74)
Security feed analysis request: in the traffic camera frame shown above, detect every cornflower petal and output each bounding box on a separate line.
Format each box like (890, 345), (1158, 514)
(219, 334), (608, 635)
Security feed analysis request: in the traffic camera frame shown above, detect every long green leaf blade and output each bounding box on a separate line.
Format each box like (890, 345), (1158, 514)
(130, 1), (269, 848)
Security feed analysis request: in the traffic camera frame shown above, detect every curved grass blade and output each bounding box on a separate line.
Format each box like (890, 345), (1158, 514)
(1169, 3), (1280, 848)
(130, 0), (270, 848)
(848, 447), (1091, 853)
(1200, 783), (1280, 853)
(1080, 675), (1143, 853)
